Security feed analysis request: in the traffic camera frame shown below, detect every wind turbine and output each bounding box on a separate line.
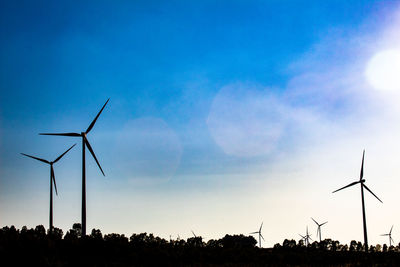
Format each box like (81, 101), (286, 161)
(250, 222), (265, 248)
(40, 99), (109, 236)
(299, 226), (312, 246)
(191, 230), (197, 238)
(311, 217), (328, 242)
(332, 150), (382, 252)
(381, 225), (394, 247)
(21, 144), (76, 232)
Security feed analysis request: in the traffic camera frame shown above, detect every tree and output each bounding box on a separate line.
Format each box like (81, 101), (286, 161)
(49, 227), (63, 239)
(91, 228), (103, 240)
(72, 223), (82, 238)
(349, 240), (357, 252)
(282, 239), (296, 249)
(64, 223), (82, 240)
(187, 236), (204, 247)
(104, 233), (128, 244)
(356, 241), (363, 252)
(331, 240), (340, 251)
(220, 234), (257, 248)
(273, 243), (282, 249)
(34, 225), (46, 238)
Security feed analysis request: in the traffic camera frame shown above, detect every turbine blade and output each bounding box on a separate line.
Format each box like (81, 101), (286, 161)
(321, 221), (328, 226)
(299, 234), (305, 239)
(84, 137), (105, 176)
(311, 217), (318, 225)
(51, 165), (58, 196)
(308, 236), (313, 241)
(390, 225), (394, 234)
(86, 99), (109, 134)
(391, 237), (394, 243)
(249, 232), (258, 234)
(259, 222), (263, 232)
(360, 150), (365, 180)
(363, 184), (383, 203)
(21, 153), (50, 164)
(191, 230), (196, 237)
(332, 181), (360, 193)
(381, 234), (389, 236)
(39, 132), (81, 137)
(53, 144), (76, 163)
(260, 234), (265, 241)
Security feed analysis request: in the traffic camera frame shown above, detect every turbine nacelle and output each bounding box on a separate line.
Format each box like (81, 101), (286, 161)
(21, 143), (76, 196)
(39, 99), (109, 177)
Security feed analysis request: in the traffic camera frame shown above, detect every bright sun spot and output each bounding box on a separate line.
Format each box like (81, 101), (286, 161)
(365, 49), (400, 91)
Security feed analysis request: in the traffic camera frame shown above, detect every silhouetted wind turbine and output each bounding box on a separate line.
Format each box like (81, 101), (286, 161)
(381, 225), (394, 246)
(40, 99), (109, 236)
(21, 144), (76, 232)
(191, 230), (197, 238)
(332, 150), (382, 252)
(311, 217), (328, 242)
(299, 226), (312, 246)
(250, 222), (264, 248)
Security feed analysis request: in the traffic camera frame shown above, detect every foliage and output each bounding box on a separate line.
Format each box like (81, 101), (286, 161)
(1, 225), (400, 266)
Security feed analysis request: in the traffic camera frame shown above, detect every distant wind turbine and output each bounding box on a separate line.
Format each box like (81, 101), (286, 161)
(250, 222), (265, 248)
(333, 150), (382, 252)
(21, 144), (76, 232)
(299, 226), (312, 246)
(311, 217), (328, 242)
(191, 230), (197, 238)
(40, 99), (109, 236)
(381, 225), (394, 247)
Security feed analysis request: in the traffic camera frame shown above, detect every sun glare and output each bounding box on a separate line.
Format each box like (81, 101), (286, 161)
(365, 49), (400, 91)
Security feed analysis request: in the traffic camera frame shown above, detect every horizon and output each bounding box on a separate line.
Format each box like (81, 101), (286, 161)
(2, 0), (400, 247)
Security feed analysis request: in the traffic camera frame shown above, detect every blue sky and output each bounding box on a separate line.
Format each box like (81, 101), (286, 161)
(2, 0), (400, 246)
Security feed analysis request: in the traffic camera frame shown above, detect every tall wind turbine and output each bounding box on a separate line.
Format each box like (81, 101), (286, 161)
(381, 225), (394, 246)
(333, 150), (382, 252)
(21, 144), (76, 232)
(299, 226), (312, 246)
(40, 99), (109, 236)
(311, 217), (328, 242)
(250, 222), (264, 248)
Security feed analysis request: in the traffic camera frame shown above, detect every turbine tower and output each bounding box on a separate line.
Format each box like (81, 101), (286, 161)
(299, 226), (312, 246)
(333, 150), (382, 252)
(311, 217), (328, 242)
(40, 99), (109, 236)
(250, 222), (265, 248)
(381, 225), (394, 247)
(21, 144), (75, 232)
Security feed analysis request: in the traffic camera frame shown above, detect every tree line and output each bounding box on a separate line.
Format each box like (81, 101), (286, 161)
(1, 224), (400, 266)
